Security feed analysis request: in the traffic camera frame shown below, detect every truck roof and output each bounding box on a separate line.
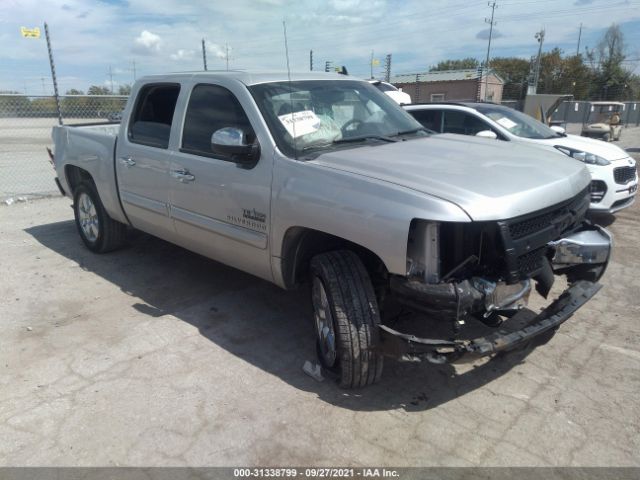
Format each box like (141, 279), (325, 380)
(137, 70), (354, 86)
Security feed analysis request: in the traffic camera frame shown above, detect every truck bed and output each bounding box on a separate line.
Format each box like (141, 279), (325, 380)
(52, 122), (128, 224)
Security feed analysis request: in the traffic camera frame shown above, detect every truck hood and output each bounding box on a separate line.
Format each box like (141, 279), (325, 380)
(531, 133), (631, 162)
(312, 134), (591, 221)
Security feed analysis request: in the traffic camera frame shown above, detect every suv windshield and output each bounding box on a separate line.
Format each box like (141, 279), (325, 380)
(476, 105), (559, 140)
(249, 80), (426, 158)
(373, 82), (397, 92)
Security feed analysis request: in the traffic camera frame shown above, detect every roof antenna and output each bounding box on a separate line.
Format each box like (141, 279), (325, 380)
(283, 19), (298, 160)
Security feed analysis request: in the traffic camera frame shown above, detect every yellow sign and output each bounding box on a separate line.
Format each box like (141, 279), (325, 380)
(371, 59), (380, 66)
(21, 27), (41, 38)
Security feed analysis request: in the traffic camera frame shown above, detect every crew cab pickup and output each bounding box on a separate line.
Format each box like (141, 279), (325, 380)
(51, 72), (612, 388)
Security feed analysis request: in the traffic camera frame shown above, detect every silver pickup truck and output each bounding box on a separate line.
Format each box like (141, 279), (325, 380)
(51, 71), (611, 388)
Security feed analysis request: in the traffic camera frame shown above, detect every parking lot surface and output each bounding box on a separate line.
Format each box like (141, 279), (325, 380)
(1, 162), (639, 467)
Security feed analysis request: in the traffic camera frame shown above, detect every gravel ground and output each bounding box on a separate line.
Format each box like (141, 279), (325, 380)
(1, 153), (639, 466)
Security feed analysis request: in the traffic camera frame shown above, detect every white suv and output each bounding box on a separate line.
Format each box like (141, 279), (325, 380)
(369, 80), (412, 105)
(405, 102), (638, 214)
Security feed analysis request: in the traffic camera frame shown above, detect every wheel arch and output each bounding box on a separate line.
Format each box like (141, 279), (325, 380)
(278, 226), (389, 290)
(64, 164), (95, 193)
(64, 163), (130, 225)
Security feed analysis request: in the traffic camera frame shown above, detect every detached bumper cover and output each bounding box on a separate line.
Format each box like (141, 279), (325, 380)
(380, 280), (602, 363)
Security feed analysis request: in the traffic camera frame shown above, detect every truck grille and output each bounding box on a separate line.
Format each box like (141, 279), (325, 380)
(498, 188), (590, 283)
(508, 213), (553, 240)
(614, 166), (637, 184)
(517, 247), (546, 276)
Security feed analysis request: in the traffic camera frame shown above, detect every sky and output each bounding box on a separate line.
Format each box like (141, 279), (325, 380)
(1, 0), (640, 95)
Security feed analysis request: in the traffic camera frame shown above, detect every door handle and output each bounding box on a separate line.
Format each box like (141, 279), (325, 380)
(170, 169), (195, 183)
(119, 156), (136, 167)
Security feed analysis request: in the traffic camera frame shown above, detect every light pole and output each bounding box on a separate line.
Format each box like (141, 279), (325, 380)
(530, 28), (545, 95)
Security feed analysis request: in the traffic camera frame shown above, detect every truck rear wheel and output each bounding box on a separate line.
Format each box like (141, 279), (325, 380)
(73, 182), (127, 253)
(310, 250), (384, 388)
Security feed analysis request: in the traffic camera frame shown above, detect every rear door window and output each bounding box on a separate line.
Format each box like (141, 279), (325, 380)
(443, 111), (490, 135)
(128, 83), (180, 149)
(409, 109), (442, 132)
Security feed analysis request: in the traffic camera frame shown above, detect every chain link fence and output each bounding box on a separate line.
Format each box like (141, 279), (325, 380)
(0, 94), (127, 201)
(1, 91), (638, 202)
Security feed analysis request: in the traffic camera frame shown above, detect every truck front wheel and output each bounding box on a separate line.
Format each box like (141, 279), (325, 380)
(73, 182), (126, 253)
(310, 250), (384, 388)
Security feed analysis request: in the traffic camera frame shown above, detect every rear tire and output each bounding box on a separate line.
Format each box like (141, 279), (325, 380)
(73, 182), (127, 253)
(310, 250), (384, 388)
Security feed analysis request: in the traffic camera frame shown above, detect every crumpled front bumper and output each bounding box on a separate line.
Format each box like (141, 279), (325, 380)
(382, 222), (612, 363)
(380, 280), (602, 364)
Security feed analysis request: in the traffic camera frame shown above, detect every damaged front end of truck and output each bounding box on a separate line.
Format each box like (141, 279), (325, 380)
(382, 187), (612, 363)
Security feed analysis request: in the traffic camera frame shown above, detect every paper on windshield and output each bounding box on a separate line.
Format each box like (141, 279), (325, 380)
(495, 116), (518, 129)
(278, 110), (321, 138)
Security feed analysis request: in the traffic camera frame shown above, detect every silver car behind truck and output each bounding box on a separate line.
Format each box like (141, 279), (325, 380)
(50, 72), (611, 388)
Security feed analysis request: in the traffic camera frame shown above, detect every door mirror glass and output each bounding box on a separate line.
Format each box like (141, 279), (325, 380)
(475, 130), (498, 139)
(211, 127), (260, 168)
(211, 127), (246, 147)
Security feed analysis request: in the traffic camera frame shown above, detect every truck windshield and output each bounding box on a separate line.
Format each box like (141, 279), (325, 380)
(476, 105), (559, 140)
(249, 80), (427, 158)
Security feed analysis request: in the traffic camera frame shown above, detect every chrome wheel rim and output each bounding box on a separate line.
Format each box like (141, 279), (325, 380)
(312, 277), (337, 367)
(77, 192), (99, 242)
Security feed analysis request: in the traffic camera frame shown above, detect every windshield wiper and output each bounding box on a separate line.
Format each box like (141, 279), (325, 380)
(301, 142), (334, 151)
(332, 135), (397, 144)
(300, 134), (398, 154)
(394, 127), (431, 136)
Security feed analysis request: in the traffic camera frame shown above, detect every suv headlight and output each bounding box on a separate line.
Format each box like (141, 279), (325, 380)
(573, 151), (610, 166)
(555, 146), (610, 166)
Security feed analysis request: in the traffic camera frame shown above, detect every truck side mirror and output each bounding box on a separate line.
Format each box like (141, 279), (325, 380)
(550, 125), (566, 135)
(475, 130), (498, 140)
(211, 127), (260, 168)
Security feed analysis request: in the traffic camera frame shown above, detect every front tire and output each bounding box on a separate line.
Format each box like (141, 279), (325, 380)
(310, 250), (384, 388)
(73, 182), (127, 253)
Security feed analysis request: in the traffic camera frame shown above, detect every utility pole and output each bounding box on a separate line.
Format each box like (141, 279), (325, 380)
(370, 50), (374, 79)
(201, 38), (207, 71)
(530, 28), (545, 95)
(44, 22), (63, 125)
(41, 77), (46, 95)
(483, 1), (497, 101)
(108, 65), (114, 94)
(576, 23), (582, 56)
(132, 60), (137, 82)
(225, 43), (229, 71)
(384, 54), (392, 83)
(309, 50), (313, 71)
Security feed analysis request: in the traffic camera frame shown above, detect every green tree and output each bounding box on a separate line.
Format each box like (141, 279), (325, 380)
(87, 85), (110, 95)
(430, 58), (479, 71)
(490, 57), (530, 100)
(586, 23), (634, 100)
(537, 48), (594, 99)
(118, 84), (132, 96)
